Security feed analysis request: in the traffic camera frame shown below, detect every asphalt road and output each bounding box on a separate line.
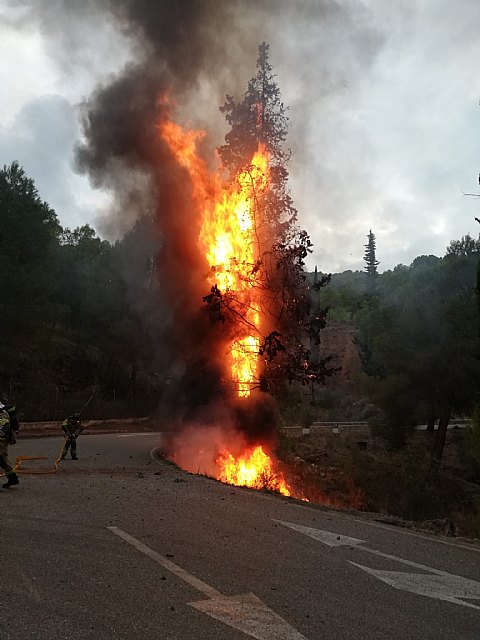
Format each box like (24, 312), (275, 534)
(2, 433), (480, 640)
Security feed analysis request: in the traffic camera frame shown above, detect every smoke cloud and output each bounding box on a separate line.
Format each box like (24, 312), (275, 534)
(10, 0), (384, 440)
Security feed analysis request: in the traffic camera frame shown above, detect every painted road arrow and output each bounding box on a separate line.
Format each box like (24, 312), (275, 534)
(108, 526), (308, 639)
(274, 519), (364, 547)
(276, 520), (480, 611)
(351, 563), (480, 609)
(190, 593), (307, 640)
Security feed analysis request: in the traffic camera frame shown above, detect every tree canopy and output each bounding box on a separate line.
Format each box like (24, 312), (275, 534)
(0, 162), (62, 343)
(354, 244), (480, 456)
(363, 229), (379, 294)
(0, 162), (161, 419)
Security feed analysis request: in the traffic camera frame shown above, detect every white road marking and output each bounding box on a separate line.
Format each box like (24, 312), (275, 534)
(351, 563), (480, 611)
(359, 545), (453, 575)
(108, 526), (309, 639)
(276, 520), (480, 610)
(274, 519), (364, 547)
(348, 519), (480, 554)
(296, 506), (480, 554)
(108, 526), (221, 598)
(190, 593), (308, 640)
(351, 562), (480, 609)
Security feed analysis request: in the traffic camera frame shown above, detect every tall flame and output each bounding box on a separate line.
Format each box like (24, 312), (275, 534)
(160, 119), (268, 398)
(159, 117), (293, 497)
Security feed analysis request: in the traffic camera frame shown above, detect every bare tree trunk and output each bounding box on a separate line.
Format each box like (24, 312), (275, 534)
(432, 407), (451, 464)
(426, 416), (436, 433)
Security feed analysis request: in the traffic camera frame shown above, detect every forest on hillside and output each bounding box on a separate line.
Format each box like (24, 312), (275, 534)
(0, 161), (165, 420)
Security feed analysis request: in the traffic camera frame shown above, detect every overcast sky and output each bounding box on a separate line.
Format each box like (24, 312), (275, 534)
(1, 0), (479, 273)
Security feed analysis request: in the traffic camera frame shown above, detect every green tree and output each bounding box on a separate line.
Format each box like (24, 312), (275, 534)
(363, 229), (380, 294)
(446, 233), (480, 257)
(0, 162), (61, 362)
(357, 248), (480, 459)
(56, 219), (162, 414)
(316, 269), (368, 326)
(58, 224), (111, 335)
(466, 401), (480, 464)
(220, 42), (290, 190)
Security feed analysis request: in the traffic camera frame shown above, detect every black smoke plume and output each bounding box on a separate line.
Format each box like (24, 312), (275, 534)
(15, 0), (384, 443)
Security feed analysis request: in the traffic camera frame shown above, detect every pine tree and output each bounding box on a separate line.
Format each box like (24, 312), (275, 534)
(363, 229), (380, 294)
(219, 41), (296, 243)
(209, 42), (333, 392)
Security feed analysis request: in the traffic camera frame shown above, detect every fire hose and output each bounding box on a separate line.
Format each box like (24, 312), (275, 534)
(0, 388), (96, 477)
(0, 443), (65, 477)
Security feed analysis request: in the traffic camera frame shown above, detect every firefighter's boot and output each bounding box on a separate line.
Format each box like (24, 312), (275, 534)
(2, 472), (19, 488)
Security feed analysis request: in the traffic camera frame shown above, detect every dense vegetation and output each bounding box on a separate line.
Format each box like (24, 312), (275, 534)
(320, 234), (480, 459)
(293, 232), (480, 534)
(0, 162), (162, 420)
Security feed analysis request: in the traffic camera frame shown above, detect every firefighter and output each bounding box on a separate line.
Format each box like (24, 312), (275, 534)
(0, 402), (19, 488)
(60, 413), (83, 460)
(4, 403), (19, 443)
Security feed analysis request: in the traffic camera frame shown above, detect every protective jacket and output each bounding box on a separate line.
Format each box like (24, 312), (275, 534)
(62, 415), (83, 438)
(4, 405), (19, 444)
(0, 408), (19, 486)
(0, 409), (10, 442)
(60, 415), (83, 461)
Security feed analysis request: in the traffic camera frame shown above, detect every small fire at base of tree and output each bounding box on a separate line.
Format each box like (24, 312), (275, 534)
(162, 422), (368, 508)
(163, 423), (295, 496)
(216, 444), (291, 496)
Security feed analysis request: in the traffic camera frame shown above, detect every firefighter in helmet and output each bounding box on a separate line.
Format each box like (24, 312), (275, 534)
(0, 402), (20, 488)
(60, 414), (83, 460)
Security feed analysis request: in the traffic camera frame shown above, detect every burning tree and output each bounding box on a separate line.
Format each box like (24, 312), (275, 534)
(208, 42), (332, 395)
(159, 42), (331, 404)
(158, 42), (331, 499)
(78, 30), (331, 498)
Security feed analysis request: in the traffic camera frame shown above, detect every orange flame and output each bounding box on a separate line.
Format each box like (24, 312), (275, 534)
(159, 118), (295, 499)
(159, 118), (269, 398)
(217, 445), (291, 496)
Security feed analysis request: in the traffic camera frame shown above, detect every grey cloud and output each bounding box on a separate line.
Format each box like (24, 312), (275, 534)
(6, 0), (480, 273)
(0, 94), (94, 229)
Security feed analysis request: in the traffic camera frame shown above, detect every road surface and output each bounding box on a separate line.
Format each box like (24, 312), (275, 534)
(2, 433), (479, 639)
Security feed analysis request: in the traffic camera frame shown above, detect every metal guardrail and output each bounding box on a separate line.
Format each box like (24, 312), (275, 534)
(416, 420), (471, 430)
(311, 421), (368, 428)
(282, 422), (369, 437)
(283, 420), (472, 436)
(19, 417), (151, 434)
